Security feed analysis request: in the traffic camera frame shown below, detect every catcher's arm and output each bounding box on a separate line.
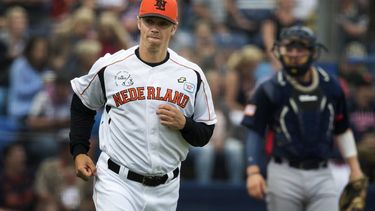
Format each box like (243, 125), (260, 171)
(336, 129), (368, 211)
(345, 156), (364, 181)
(335, 129), (364, 181)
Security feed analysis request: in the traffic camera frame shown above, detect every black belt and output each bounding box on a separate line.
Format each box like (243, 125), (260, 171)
(108, 159), (179, 187)
(273, 156), (328, 170)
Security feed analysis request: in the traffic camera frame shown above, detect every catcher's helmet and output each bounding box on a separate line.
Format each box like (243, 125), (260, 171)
(273, 26), (327, 77)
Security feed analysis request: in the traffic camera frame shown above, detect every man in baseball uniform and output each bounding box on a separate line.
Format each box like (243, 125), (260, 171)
(241, 26), (365, 211)
(69, 0), (217, 210)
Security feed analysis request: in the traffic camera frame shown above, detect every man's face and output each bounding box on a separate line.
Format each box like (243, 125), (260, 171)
(138, 16), (177, 49)
(279, 39), (312, 66)
(5, 145), (26, 173)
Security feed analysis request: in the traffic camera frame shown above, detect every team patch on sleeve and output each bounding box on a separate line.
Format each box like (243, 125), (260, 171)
(244, 104), (257, 116)
(183, 82), (195, 93)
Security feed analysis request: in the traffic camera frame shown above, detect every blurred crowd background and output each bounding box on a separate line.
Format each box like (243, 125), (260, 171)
(1, 0), (375, 210)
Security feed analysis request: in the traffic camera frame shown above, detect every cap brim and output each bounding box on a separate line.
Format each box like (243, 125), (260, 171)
(139, 13), (177, 24)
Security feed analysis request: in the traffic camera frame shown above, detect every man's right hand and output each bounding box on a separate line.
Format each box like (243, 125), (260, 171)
(74, 154), (97, 181)
(246, 173), (267, 200)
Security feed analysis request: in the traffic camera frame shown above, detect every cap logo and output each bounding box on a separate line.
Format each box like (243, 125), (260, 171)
(154, 0), (167, 11)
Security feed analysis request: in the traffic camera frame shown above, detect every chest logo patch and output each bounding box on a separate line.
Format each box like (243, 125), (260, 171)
(299, 94), (318, 102)
(115, 71), (134, 87)
(184, 82), (195, 93)
(178, 77), (186, 83)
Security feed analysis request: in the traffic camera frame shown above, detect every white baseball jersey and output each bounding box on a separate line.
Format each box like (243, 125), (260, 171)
(71, 46), (217, 175)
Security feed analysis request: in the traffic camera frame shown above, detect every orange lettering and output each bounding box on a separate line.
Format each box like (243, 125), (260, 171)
(128, 88), (137, 101)
(163, 89), (173, 102)
(113, 92), (123, 107)
(120, 90), (129, 104)
(172, 91), (183, 104)
(179, 95), (189, 108)
(147, 87), (155, 100)
(155, 87), (162, 100)
(137, 87), (145, 100)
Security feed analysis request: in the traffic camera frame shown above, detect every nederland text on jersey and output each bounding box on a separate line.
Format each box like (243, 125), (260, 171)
(113, 86), (190, 108)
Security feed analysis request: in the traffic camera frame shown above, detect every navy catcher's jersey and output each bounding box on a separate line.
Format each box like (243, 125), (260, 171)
(242, 68), (350, 160)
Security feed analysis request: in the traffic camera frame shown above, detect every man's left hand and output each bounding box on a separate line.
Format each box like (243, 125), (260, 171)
(157, 104), (186, 129)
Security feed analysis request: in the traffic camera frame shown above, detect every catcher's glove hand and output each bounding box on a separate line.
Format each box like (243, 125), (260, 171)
(339, 177), (368, 211)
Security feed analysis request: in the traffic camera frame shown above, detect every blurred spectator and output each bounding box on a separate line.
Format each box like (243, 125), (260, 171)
(34, 138), (94, 211)
(7, 36), (50, 126)
(224, 45), (264, 111)
(191, 0), (226, 28)
(0, 142), (35, 210)
(293, 0), (317, 29)
(68, 39), (102, 78)
(224, 45), (271, 180)
(225, 0), (256, 35)
(0, 41), (7, 116)
(192, 70), (244, 185)
(0, 6), (29, 64)
(60, 0), (96, 14)
(357, 131), (375, 183)
(348, 72), (375, 140)
(97, 11), (132, 56)
(50, 7), (96, 77)
(176, 0), (193, 30)
(192, 20), (218, 71)
(120, 0), (140, 41)
(0, 7), (29, 113)
(0, 6), (28, 107)
(0, 0), (48, 32)
(327, 45), (371, 192)
(347, 72), (375, 182)
(194, 47), (268, 186)
(222, 46), (277, 176)
(53, 6), (95, 41)
(0, 13), (4, 30)
(173, 46), (197, 63)
(225, 0), (273, 48)
(25, 73), (72, 165)
(48, 0), (79, 22)
(96, 0), (127, 15)
(329, 71), (372, 193)
(338, 42), (369, 96)
(188, 0), (242, 55)
(261, 0), (303, 71)
(214, 22), (248, 51)
(367, 0), (375, 55)
(337, 0), (369, 55)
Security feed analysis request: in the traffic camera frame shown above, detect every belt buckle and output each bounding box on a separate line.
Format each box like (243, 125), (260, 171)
(142, 176), (159, 186)
(298, 160), (324, 170)
(298, 160), (313, 170)
(319, 161), (327, 168)
(299, 162), (309, 170)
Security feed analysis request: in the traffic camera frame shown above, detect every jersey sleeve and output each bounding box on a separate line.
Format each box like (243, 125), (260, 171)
(70, 54), (110, 110)
(333, 86), (350, 135)
(241, 83), (273, 138)
(193, 71), (217, 125)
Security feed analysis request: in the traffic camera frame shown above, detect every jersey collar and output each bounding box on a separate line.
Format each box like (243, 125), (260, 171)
(135, 47), (170, 67)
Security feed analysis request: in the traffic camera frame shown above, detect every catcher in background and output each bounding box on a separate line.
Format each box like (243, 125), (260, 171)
(241, 26), (367, 211)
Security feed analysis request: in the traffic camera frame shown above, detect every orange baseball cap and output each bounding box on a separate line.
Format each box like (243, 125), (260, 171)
(139, 0), (178, 24)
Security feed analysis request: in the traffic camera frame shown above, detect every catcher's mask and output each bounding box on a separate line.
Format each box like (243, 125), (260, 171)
(273, 26), (327, 77)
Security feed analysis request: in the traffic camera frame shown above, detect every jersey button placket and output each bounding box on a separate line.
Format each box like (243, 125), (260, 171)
(147, 69), (160, 172)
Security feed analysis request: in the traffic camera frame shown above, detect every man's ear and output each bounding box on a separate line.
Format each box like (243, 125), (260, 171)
(171, 24), (178, 36)
(137, 16), (141, 30)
